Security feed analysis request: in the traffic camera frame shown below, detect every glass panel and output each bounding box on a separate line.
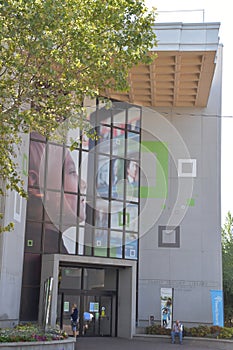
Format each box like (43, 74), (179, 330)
(63, 149), (79, 193)
(78, 227), (85, 255)
(80, 151), (88, 193)
(94, 229), (108, 257)
(111, 202), (124, 230)
(125, 203), (139, 231)
(113, 109), (126, 128)
(95, 209), (108, 228)
(62, 226), (77, 254)
(99, 113), (111, 126)
(44, 223), (61, 253)
(100, 296), (112, 336)
(83, 296), (99, 336)
(44, 190), (61, 224)
(125, 233), (138, 259)
(112, 128), (125, 157)
(127, 107), (141, 132)
(47, 144), (63, 190)
(110, 231), (123, 258)
(126, 160), (139, 201)
(79, 194), (86, 225)
(111, 158), (125, 199)
(81, 111), (91, 150)
(59, 267), (82, 289)
(28, 138), (46, 224)
(25, 222), (42, 253)
(96, 156), (110, 198)
(61, 294), (81, 336)
(30, 131), (46, 142)
(82, 132), (90, 150)
(62, 192), (78, 225)
(98, 125), (111, 154)
(127, 132), (140, 159)
(66, 126), (80, 147)
(83, 268), (105, 290)
(126, 182), (139, 202)
(26, 192), (43, 221)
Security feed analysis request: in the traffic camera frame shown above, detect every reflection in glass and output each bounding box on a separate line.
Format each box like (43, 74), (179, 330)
(113, 110), (126, 127)
(83, 268), (105, 290)
(44, 191), (61, 224)
(126, 181), (139, 202)
(127, 107), (141, 132)
(111, 159), (125, 198)
(96, 156), (110, 197)
(127, 132), (140, 159)
(95, 209), (108, 228)
(63, 149), (79, 193)
(44, 223), (61, 253)
(94, 230), (108, 257)
(112, 129), (125, 156)
(59, 267), (82, 289)
(111, 202), (124, 230)
(78, 227), (85, 255)
(27, 193), (44, 221)
(125, 159), (139, 201)
(47, 144), (63, 190)
(29, 140), (46, 190)
(110, 231), (122, 258)
(66, 127), (80, 147)
(98, 125), (111, 154)
(62, 226), (77, 254)
(125, 204), (138, 231)
(82, 133), (89, 150)
(80, 151), (88, 191)
(95, 198), (109, 228)
(62, 193), (78, 225)
(125, 233), (138, 259)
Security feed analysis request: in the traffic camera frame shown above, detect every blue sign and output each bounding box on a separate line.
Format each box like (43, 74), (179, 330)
(210, 290), (224, 327)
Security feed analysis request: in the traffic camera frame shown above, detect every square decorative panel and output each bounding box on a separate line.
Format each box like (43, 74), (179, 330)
(178, 159), (197, 177)
(158, 226), (180, 248)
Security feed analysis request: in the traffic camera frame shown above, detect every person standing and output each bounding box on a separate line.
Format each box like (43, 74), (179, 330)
(71, 304), (78, 338)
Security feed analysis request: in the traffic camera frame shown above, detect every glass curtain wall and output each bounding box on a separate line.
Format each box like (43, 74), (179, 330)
(20, 101), (141, 321)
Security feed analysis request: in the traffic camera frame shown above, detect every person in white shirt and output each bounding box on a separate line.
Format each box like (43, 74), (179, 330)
(171, 320), (183, 344)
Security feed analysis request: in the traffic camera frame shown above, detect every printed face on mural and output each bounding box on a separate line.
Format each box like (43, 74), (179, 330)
(28, 133), (86, 227)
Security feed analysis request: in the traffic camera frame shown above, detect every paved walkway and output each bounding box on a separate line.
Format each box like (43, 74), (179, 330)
(75, 336), (233, 350)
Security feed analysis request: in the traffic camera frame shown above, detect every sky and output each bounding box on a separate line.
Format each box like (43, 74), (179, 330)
(145, 0), (233, 224)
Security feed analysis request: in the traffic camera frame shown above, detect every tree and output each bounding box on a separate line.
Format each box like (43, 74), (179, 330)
(222, 211), (233, 324)
(0, 0), (157, 230)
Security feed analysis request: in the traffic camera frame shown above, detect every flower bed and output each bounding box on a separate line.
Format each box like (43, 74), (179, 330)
(0, 324), (68, 343)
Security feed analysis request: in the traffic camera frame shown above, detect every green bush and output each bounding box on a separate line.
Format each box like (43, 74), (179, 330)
(0, 324), (68, 343)
(145, 323), (233, 340)
(146, 325), (170, 335)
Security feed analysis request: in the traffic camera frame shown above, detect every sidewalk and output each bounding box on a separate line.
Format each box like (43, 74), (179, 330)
(75, 335), (233, 350)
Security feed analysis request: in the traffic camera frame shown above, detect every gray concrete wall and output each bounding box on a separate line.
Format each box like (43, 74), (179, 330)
(0, 338), (75, 350)
(0, 133), (29, 328)
(138, 46), (222, 328)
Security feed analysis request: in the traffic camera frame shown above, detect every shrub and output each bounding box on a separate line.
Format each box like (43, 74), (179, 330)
(145, 323), (233, 339)
(146, 324), (170, 336)
(0, 324), (68, 343)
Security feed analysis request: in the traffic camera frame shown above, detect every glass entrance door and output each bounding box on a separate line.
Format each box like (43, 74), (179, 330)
(58, 292), (113, 337)
(82, 295), (112, 336)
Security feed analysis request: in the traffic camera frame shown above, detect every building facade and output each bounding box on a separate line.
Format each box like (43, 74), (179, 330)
(0, 22), (222, 337)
